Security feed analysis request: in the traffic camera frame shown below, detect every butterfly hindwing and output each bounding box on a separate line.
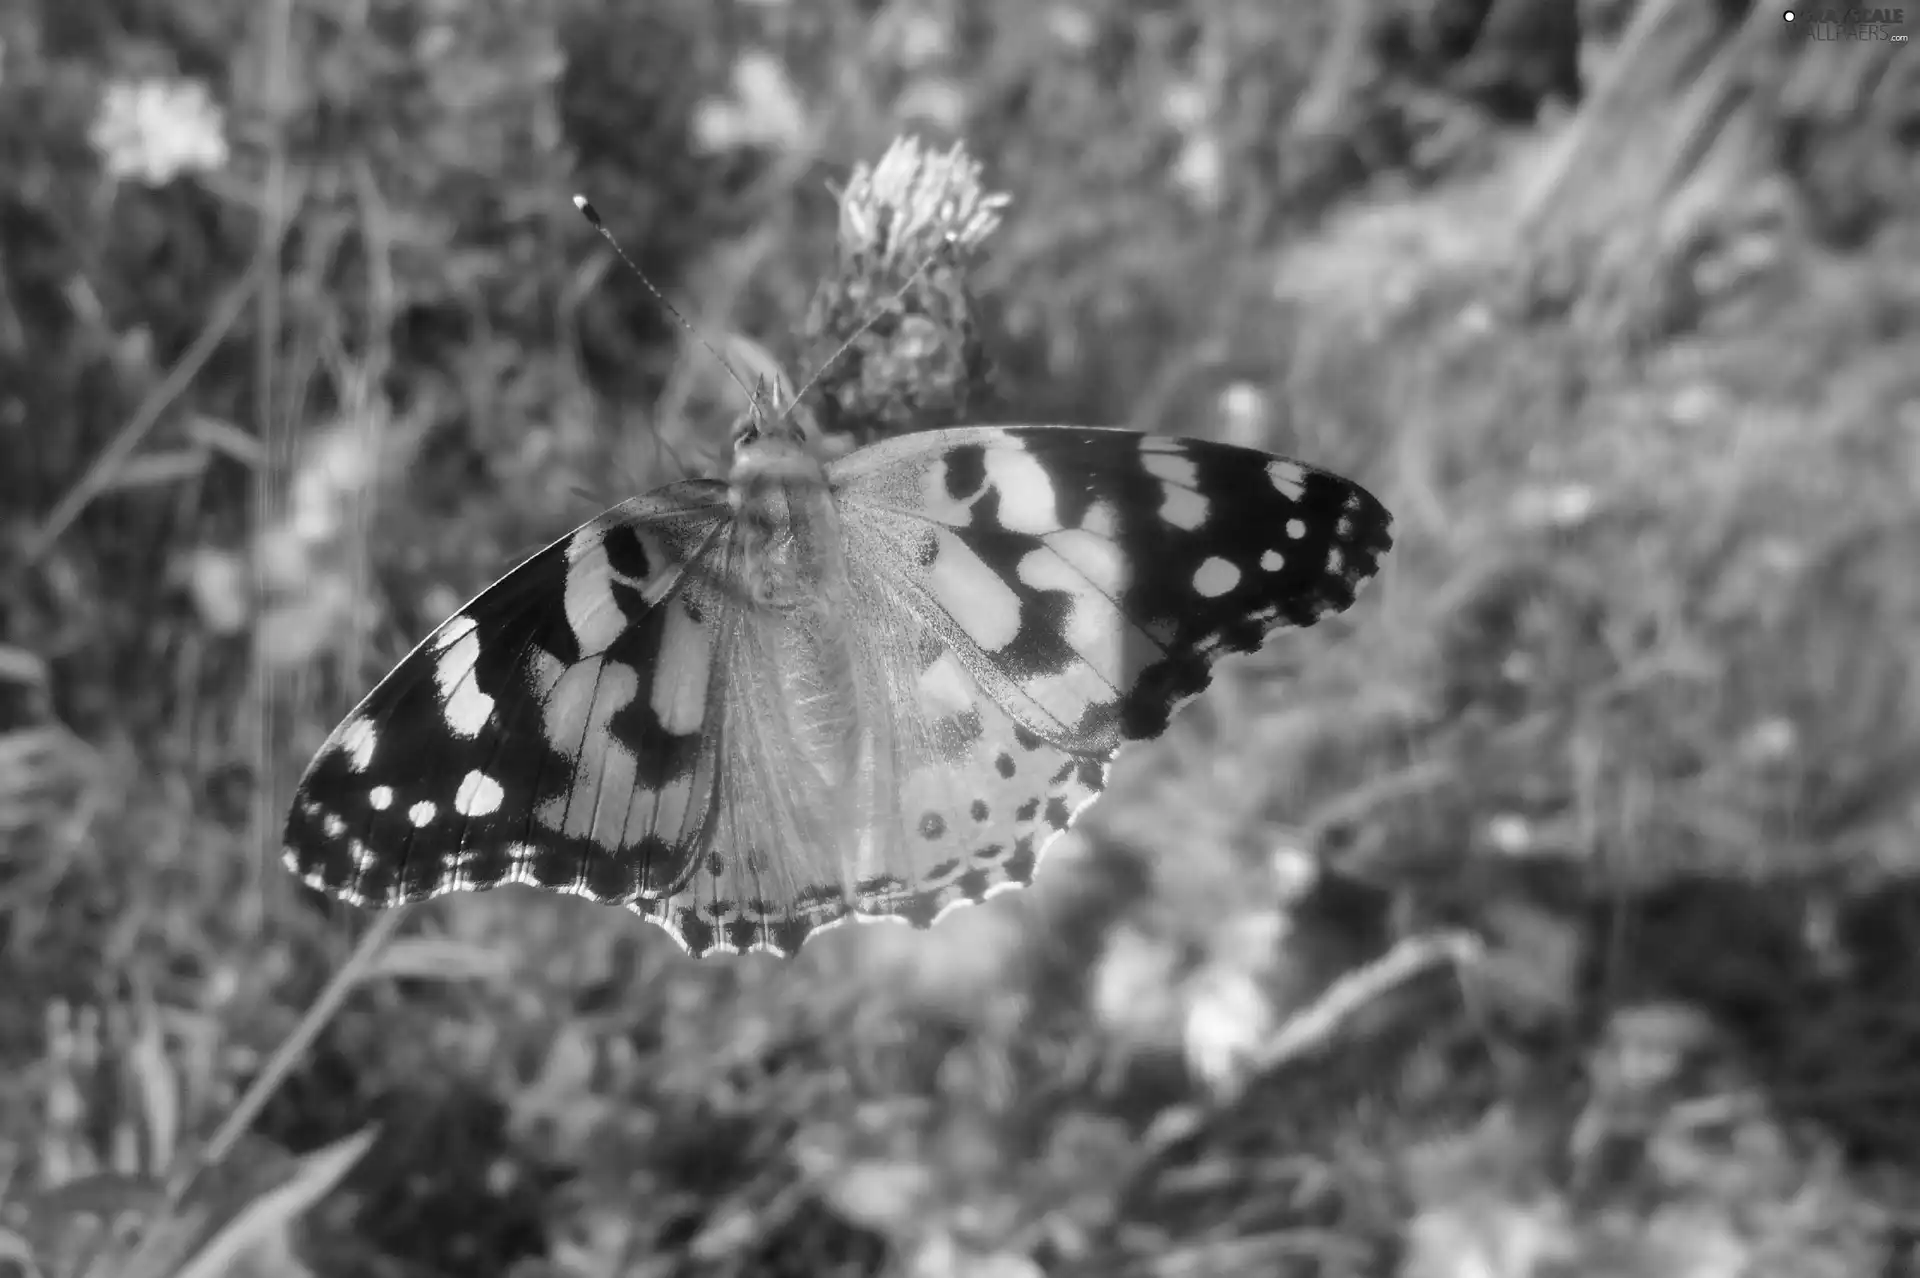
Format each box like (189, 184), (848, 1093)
(284, 425), (1393, 958)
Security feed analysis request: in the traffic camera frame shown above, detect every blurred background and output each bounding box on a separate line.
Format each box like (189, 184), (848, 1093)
(2, 0), (1918, 1274)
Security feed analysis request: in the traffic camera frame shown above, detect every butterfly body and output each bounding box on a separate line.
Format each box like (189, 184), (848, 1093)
(284, 418), (1393, 957)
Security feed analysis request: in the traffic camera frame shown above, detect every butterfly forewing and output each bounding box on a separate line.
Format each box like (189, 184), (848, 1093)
(284, 483), (735, 911)
(834, 426), (1390, 750)
(283, 424), (1393, 957)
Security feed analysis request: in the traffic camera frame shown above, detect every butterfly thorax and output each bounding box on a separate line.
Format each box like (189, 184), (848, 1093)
(725, 416), (865, 796)
(727, 418), (844, 610)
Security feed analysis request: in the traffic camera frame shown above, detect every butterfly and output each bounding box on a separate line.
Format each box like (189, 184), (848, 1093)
(283, 406), (1392, 958)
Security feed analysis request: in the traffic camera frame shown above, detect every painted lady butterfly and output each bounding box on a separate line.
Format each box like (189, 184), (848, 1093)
(283, 406), (1392, 957)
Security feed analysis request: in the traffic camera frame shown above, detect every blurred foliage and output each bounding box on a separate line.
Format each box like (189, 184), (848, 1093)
(3, 0), (1920, 1275)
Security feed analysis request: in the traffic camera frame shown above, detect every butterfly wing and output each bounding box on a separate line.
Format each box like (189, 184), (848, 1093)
(282, 480), (744, 936)
(832, 425), (1392, 748)
(282, 461), (1054, 958)
(808, 424), (1393, 930)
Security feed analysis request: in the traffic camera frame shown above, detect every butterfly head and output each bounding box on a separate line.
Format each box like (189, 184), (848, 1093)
(726, 377), (834, 492)
(724, 380), (847, 615)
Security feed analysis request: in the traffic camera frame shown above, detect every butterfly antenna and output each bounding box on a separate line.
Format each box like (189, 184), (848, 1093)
(573, 195), (769, 418)
(784, 231), (959, 417)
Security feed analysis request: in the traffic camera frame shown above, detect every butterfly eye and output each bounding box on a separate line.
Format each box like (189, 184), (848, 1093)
(728, 411), (762, 450)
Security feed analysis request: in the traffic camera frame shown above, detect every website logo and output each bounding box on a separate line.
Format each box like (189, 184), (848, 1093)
(1782, 8), (1912, 40)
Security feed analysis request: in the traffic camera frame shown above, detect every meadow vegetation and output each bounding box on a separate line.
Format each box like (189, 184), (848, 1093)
(1, 0), (1917, 1275)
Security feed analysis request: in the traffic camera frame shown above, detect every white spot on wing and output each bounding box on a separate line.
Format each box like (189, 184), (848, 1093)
(1286, 518), (1307, 540)
(924, 529), (1022, 651)
(1142, 448), (1197, 488)
(1010, 541), (1155, 734)
(337, 717), (378, 771)
(1015, 543), (1132, 681)
(1020, 528), (1126, 598)
(627, 773), (696, 862)
(455, 769), (505, 817)
(917, 651), (977, 718)
(650, 598), (711, 734)
(1260, 548), (1285, 572)
(440, 680), (495, 738)
(503, 841), (541, 886)
(530, 650), (690, 856)
(433, 624), (496, 737)
(408, 800), (438, 827)
(1194, 556), (1240, 598)
(369, 785), (394, 810)
(565, 522), (681, 651)
(1019, 665), (1119, 733)
(920, 455), (985, 525)
(1268, 460), (1306, 500)
(1143, 449), (1208, 530)
(1157, 485), (1208, 531)
(433, 614), (478, 652)
(442, 849), (473, 891)
(563, 525), (625, 651)
(983, 443), (1062, 535)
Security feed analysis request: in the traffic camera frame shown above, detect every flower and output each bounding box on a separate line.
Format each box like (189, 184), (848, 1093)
(690, 50), (808, 155)
(836, 135), (1010, 271)
(801, 136), (1011, 447)
(89, 77), (229, 187)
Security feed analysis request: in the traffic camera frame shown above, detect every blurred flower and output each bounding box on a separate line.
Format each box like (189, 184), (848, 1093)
(1509, 480), (1597, 530)
(908, 1233), (1044, 1278)
(1668, 381), (1728, 426)
(1046, 5), (1098, 51)
(1268, 841), (1319, 898)
(1217, 380), (1272, 449)
(420, 582), (462, 626)
(1485, 813), (1532, 855)
(1089, 924), (1183, 1052)
(1402, 1107), (1574, 1278)
(804, 136), (1010, 446)
(1160, 81), (1209, 131)
(1173, 134), (1225, 212)
(836, 136), (1010, 271)
(897, 76), (968, 133)
(691, 50), (807, 154)
(89, 76), (229, 186)
(253, 573), (364, 672)
(818, 1156), (938, 1235)
(287, 418), (382, 548)
(1739, 716), (1799, 765)
(1403, 1193), (1579, 1278)
(251, 416), (404, 672)
(179, 546), (252, 636)
(1458, 300), (1498, 333)
(1182, 961), (1275, 1098)
(878, 8), (953, 69)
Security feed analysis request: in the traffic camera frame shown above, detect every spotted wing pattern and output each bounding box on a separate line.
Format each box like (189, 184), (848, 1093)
(283, 425), (1392, 956)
